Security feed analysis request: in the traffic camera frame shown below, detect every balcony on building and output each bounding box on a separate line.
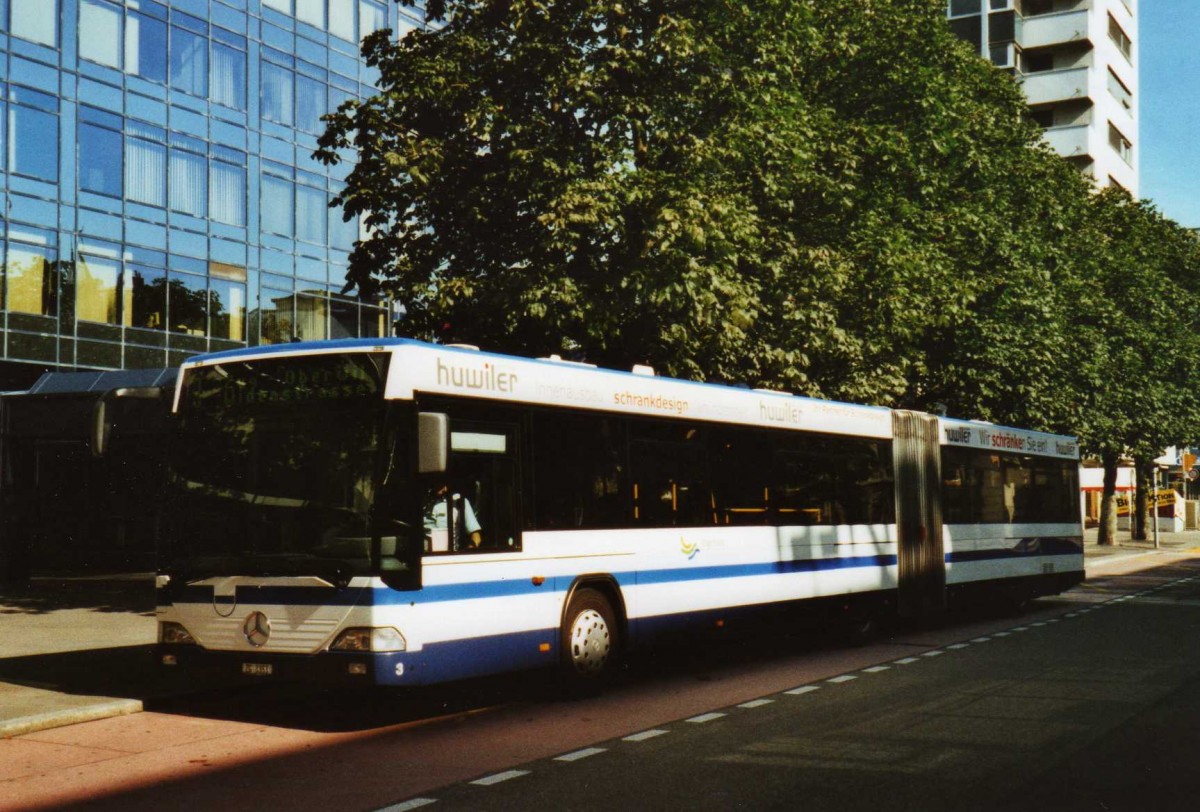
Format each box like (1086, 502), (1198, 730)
(1020, 7), (1091, 49)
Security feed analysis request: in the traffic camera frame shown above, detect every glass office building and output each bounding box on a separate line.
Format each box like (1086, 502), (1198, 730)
(0, 0), (425, 389)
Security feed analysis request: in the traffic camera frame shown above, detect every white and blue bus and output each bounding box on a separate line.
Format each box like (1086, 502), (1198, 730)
(155, 338), (1083, 687)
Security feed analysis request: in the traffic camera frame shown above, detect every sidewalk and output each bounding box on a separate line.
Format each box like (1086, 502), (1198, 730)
(4, 531), (1200, 739)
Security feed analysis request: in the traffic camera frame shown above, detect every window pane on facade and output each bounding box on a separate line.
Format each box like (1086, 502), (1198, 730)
(210, 278), (246, 341)
(170, 27), (208, 97)
(212, 42), (247, 110)
(79, 122), (123, 196)
(125, 136), (166, 207)
(126, 11), (168, 83)
(211, 160), (247, 226)
(80, 0), (123, 68)
(12, 0), (58, 46)
(77, 254), (122, 324)
(262, 0), (291, 11)
(262, 62), (295, 125)
(296, 184), (327, 244)
(5, 242), (58, 316)
(128, 265), (167, 330)
(297, 0), (325, 28)
(9, 105), (60, 182)
(297, 74), (327, 134)
(168, 272), (208, 335)
(262, 174), (295, 237)
(329, 0), (356, 41)
(359, 0), (387, 37)
(294, 292), (329, 341)
(170, 149), (207, 216)
(261, 289), (295, 344)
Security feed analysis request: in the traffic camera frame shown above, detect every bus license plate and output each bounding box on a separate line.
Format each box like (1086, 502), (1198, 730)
(242, 663), (273, 677)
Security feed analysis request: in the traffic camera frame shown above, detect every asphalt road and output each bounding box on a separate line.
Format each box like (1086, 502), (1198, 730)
(5, 553), (1200, 811)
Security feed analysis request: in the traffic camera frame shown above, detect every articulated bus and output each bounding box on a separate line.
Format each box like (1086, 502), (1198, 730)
(155, 338), (1083, 688)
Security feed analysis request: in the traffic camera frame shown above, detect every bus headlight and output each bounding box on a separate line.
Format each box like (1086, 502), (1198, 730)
(159, 621), (197, 645)
(331, 627), (407, 652)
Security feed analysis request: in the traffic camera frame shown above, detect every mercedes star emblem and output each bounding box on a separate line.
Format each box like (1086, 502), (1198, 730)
(243, 611), (271, 647)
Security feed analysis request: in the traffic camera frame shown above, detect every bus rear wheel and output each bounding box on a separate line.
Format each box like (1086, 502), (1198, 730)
(560, 589), (618, 692)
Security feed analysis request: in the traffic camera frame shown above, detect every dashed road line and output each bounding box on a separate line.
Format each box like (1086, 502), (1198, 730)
(785, 685), (820, 695)
(738, 699), (775, 709)
(894, 657), (920, 664)
(687, 712), (727, 724)
(623, 729), (669, 742)
(555, 747), (606, 762)
(471, 770), (529, 787)
(863, 665), (891, 673)
(921, 650), (944, 657)
(946, 643), (970, 650)
(827, 674), (858, 684)
(377, 800), (437, 812)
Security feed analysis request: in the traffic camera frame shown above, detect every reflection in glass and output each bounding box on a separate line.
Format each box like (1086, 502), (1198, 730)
(80, 122), (123, 197)
(331, 295), (357, 339)
(297, 0), (325, 28)
(210, 279), (246, 342)
(4, 242), (59, 316)
(168, 353), (394, 580)
(170, 26), (208, 97)
(129, 265), (167, 329)
(260, 289), (295, 345)
(169, 272), (208, 336)
(80, 0), (123, 68)
(9, 105), (59, 182)
(127, 10), (169, 83)
(360, 0), (387, 37)
(77, 254), (124, 325)
(295, 292), (329, 341)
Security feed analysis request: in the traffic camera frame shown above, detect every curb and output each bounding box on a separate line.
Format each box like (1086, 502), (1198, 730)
(0, 698), (143, 739)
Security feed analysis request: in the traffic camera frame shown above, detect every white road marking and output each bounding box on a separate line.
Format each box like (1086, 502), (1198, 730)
(921, 650), (944, 657)
(893, 657), (920, 665)
(738, 699), (775, 709)
(827, 675), (857, 684)
(862, 665), (891, 673)
(992, 632), (1011, 637)
(687, 712), (727, 724)
(784, 685), (820, 695)
(971, 637), (992, 643)
(623, 729), (669, 742)
(376, 800), (437, 812)
(555, 748), (606, 762)
(946, 643), (969, 650)
(471, 771), (529, 786)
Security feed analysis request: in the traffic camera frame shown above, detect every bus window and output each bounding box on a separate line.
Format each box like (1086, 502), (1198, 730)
(422, 422), (519, 553)
(530, 412), (627, 530)
(629, 423), (712, 528)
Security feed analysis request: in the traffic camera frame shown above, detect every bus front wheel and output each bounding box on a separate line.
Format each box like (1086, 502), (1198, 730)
(560, 589), (618, 691)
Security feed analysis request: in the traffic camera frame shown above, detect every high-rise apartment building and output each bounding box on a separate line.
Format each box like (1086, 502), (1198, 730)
(0, 0), (427, 389)
(947, 0), (1138, 195)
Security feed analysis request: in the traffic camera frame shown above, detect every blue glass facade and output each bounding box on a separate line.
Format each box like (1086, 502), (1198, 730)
(0, 0), (423, 387)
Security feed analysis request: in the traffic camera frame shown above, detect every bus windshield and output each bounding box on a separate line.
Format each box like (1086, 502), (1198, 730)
(167, 352), (395, 583)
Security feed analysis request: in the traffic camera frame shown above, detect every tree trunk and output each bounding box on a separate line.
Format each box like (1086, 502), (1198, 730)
(1097, 451), (1119, 546)
(1133, 457), (1150, 541)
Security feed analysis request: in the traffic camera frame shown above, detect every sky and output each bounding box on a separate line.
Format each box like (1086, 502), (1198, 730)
(1139, 1), (1200, 228)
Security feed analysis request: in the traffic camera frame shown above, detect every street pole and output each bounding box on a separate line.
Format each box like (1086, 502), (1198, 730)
(1153, 466), (1160, 550)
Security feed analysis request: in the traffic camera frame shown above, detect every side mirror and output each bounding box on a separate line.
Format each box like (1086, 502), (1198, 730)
(418, 412), (449, 474)
(90, 387), (163, 458)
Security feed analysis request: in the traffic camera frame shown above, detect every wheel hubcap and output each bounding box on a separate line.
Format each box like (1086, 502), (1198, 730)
(569, 608), (610, 674)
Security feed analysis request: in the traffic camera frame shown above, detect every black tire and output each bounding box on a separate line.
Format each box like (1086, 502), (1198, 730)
(559, 588), (618, 693)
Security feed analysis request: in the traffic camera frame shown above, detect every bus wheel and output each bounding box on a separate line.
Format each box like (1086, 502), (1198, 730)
(561, 589), (618, 692)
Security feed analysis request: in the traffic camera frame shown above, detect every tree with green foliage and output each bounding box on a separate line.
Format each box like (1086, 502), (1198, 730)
(318, 0), (1066, 403)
